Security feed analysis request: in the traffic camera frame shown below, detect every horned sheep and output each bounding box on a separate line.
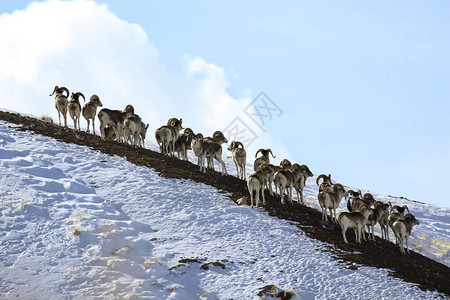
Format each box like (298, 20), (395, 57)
(82, 94), (103, 134)
(337, 205), (373, 244)
(49, 86), (69, 127)
(227, 141), (247, 180)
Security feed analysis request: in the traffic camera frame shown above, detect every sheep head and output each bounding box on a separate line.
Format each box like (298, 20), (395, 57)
(316, 174), (332, 187)
(228, 141), (244, 151)
(167, 118), (179, 126)
(184, 127), (194, 134)
(213, 131), (228, 143)
(50, 86), (69, 97)
(71, 92), (85, 102)
(279, 159), (292, 170)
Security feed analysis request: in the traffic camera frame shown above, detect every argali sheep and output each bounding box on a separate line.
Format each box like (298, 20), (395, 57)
(279, 159), (292, 171)
(174, 130), (196, 160)
(273, 168), (297, 204)
(254, 148), (276, 171)
(123, 115), (142, 146)
(337, 205), (373, 244)
(190, 133), (205, 166)
(68, 92), (85, 131)
(204, 131), (228, 170)
(365, 201), (391, 241)
(291, 164), (313, 204)
(346, 190), (364, 212)
(227, 141), (247, 180)
(104, 125), (116, 141)
(392, 204), (410, 215)
(138, 120), (149, 147)
(191, 135), (227, 175)
(98, 105), (135, 142)
(82, 94), (103, 134)
(154, 118), (177, 153)
(49, 86), (69, 127)
(264, 161), (292, 196)
(317, 183), (346, 222)
(247, 164), (272, 208)
(155, 118), (184, 155)
(372, 201), (392, 241)
(393, 214), (420, 254)
(261, 164), (278, 196)
(362, 192), (376, 207)
(316, 174), (332, 192)
(388, 205), (410, 244)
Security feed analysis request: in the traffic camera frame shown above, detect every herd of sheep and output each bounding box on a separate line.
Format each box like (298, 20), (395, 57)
(50, 85), (420, 255)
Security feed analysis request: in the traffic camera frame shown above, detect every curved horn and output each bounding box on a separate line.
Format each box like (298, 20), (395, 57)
(404, 205), (410, 214)
(90, 94), (99, 102)
(234, 141), (244, 149)
(390, 205), (399, 213)
(60, 87), (69, 98)
(316, 174), (328, 186)
(167, 118), (178, 126)
(184, 128), (193, 134)
(268, 148), (276, 158)
(124, 104), (134, 114)
(386, 201), (392, 210)
(255, 148), (264, 158)
(213, 131), (224, 138)
(49, 86), (58, 96)
(345, 189), (355, 197)
(334, 183), (345, 192)
(75, 92), (85, 102)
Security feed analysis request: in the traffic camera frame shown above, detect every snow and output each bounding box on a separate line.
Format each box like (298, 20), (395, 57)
(0, 119), (448, 299)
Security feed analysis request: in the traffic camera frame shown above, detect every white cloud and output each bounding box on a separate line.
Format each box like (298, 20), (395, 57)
(0, 0), (292, 167)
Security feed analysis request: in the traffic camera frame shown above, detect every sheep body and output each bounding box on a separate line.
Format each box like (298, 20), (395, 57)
(49, 86), (69, 127)
(98, 106), (134, 142)
(317, 183), (346, 222)
(292, 164), (313, 204)
(247, 165), (271, 207)
(393, 214), (420, 254)
(227, 141), (247, 180)
(337, 206), (373, 243)
(191, 136), (227, 175)
(82, 95), (103, 134)
(254, 148), (275, 171)
(68, 92), (85, 131)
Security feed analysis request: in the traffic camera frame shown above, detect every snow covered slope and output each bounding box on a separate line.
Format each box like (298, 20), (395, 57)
(0, 120), (448, 299)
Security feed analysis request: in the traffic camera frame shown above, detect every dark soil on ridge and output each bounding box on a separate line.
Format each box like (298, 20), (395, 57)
(1, 110), (449, 297)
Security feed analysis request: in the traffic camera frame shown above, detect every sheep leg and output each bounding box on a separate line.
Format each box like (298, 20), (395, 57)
(342, 228), (348, 243)
(356, 226), (361, 243)
(58, 111), (62, 126)
(100, 122), (106, 139)
(288, 186), (293, 204)
(92, 118), (96, 134)
(280, 185), (285, 204)
(399, 235), (405, 254)
(261, 186), (266, 205)
(322, 207), (327, 221)
(86, 119), (90, 133)
(405, 234), (410, 254)
(234, 161), (239, 178)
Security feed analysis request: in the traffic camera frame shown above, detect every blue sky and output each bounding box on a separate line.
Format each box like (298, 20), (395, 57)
(1, 0), (449, 207)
